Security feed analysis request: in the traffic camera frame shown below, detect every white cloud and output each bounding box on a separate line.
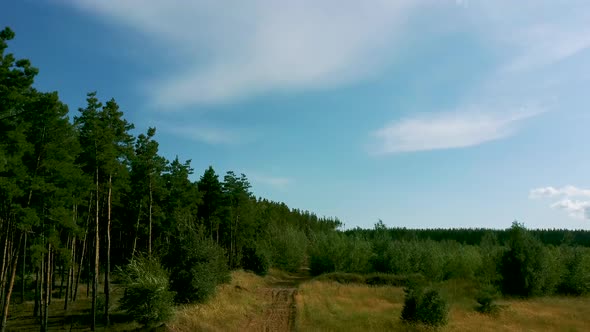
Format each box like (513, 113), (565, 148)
(530, 185), (590, 220)
(551, 199), (590, 220)
(369, 108), (539, 154)
(66, 0), (419, 107)
(530, 185), (590, 199)
(249, 173), (293, 190)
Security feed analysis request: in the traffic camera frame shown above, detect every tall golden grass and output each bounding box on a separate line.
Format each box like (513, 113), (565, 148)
(169, 270), (271, 331)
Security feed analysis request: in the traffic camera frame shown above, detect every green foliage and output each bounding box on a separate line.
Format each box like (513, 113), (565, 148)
(500, 222), (553, 297)
(401, 286), (449, 327)
(269, 224), (308, 272)
(557, 246), (590, 295)
(117, 256), (175, 326)
(365, 273), (425, 287)
(308, 232), (373, 275)
(241, 245), (271, 276)
(475, 285), (501, 315)
(165, 229), (230, 304)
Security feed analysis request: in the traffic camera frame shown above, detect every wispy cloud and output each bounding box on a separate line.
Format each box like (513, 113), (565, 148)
(159, 123), (251, 145)
(462, 1), (590, 73)
(248, 173), (293, 190)
(530, 185), (590, 220)
(369, 108), (540, 154)
(530, 185), (590, 199)
(66, 0), (418, 108)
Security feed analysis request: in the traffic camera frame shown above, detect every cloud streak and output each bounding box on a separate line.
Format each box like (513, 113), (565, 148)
(369, 108), (540, 154)
(249, 173), (293, 190)
(67, 0), (418, 108)
(530, 185), (590, 220)
(159, 123), (252, 145)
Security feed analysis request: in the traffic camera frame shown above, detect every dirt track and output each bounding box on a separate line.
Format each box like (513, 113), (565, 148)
(245, 268), (310, 332)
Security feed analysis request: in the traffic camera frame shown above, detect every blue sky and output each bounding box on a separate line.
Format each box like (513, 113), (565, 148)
(3, 0), (590, 229)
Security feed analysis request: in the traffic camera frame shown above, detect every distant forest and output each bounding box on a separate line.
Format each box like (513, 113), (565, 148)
(2, 26), (590, 331)
(346, 225), (590, 247)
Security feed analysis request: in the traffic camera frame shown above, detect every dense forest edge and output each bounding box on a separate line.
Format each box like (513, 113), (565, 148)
(1, 26), (590, 331)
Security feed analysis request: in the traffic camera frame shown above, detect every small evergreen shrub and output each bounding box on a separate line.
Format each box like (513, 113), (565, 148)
(117, 255), (175, 326)
(475, 285), (500, 315)
(401, 286), (449, 327)
(165, 233), (230, 304)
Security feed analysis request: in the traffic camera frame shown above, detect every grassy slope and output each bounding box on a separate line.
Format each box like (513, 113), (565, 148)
(169, 269), (285, 331)
(296, 279), (590, 332)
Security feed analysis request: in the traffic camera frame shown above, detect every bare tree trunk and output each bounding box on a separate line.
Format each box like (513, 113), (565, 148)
(132, 201), (141, 257)
(59, 238), (68, 299)
(0, 232), (22, 332)
(73, 231), (86, 302)
(39, 257), (44, 330)
(0, 221), (12, 305)
(104, 174), (112, 326)
(64, 237), (75, 310)
(33, 267), (39, 318)
(91, 167), (100, 331)
(149, 177), (153, 257)
(20, 233), (26, 304)
(74, 194), (92, 302)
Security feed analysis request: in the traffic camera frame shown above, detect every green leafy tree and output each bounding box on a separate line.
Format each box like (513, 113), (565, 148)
(500, 222), (551, 297)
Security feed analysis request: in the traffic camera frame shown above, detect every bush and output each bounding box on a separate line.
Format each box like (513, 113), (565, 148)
(117, 255), (175, 326)
(315, 272), (365, 284)
(365, 273), (425, 287)
(475, 285), (500, 315)
(241, 245), (271, 276)
(401, 286), (449, 327)
(165, 233), (230, 304)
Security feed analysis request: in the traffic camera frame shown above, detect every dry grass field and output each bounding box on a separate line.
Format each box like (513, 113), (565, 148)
(295, 279), (590, 332)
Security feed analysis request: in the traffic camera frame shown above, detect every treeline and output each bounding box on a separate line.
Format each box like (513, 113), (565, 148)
(345, 223), (590, 247)
(0, 27), (340, 331)
(310, 222), (590, 298)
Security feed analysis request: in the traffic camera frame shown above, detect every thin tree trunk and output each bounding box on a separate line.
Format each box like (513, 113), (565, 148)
(49, 249), (54, 305)
(132, 201), (141, 257)
(33, 267), (39, 318)
(149, 177), (153, 257)
(64, 237), (75, 310)
(20, 233), (26, 304)
(0, 232), (22, 332)
(59, 238), (68, 299)
(74, 231), (86, 302)
(104, 174), (112, 326)
(74, 194), (92, 302)
(39, 257), (44, 330)
(0, 221), (12, 305)
(91, 167), (99, 331)
(43, 245), (51, 332)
